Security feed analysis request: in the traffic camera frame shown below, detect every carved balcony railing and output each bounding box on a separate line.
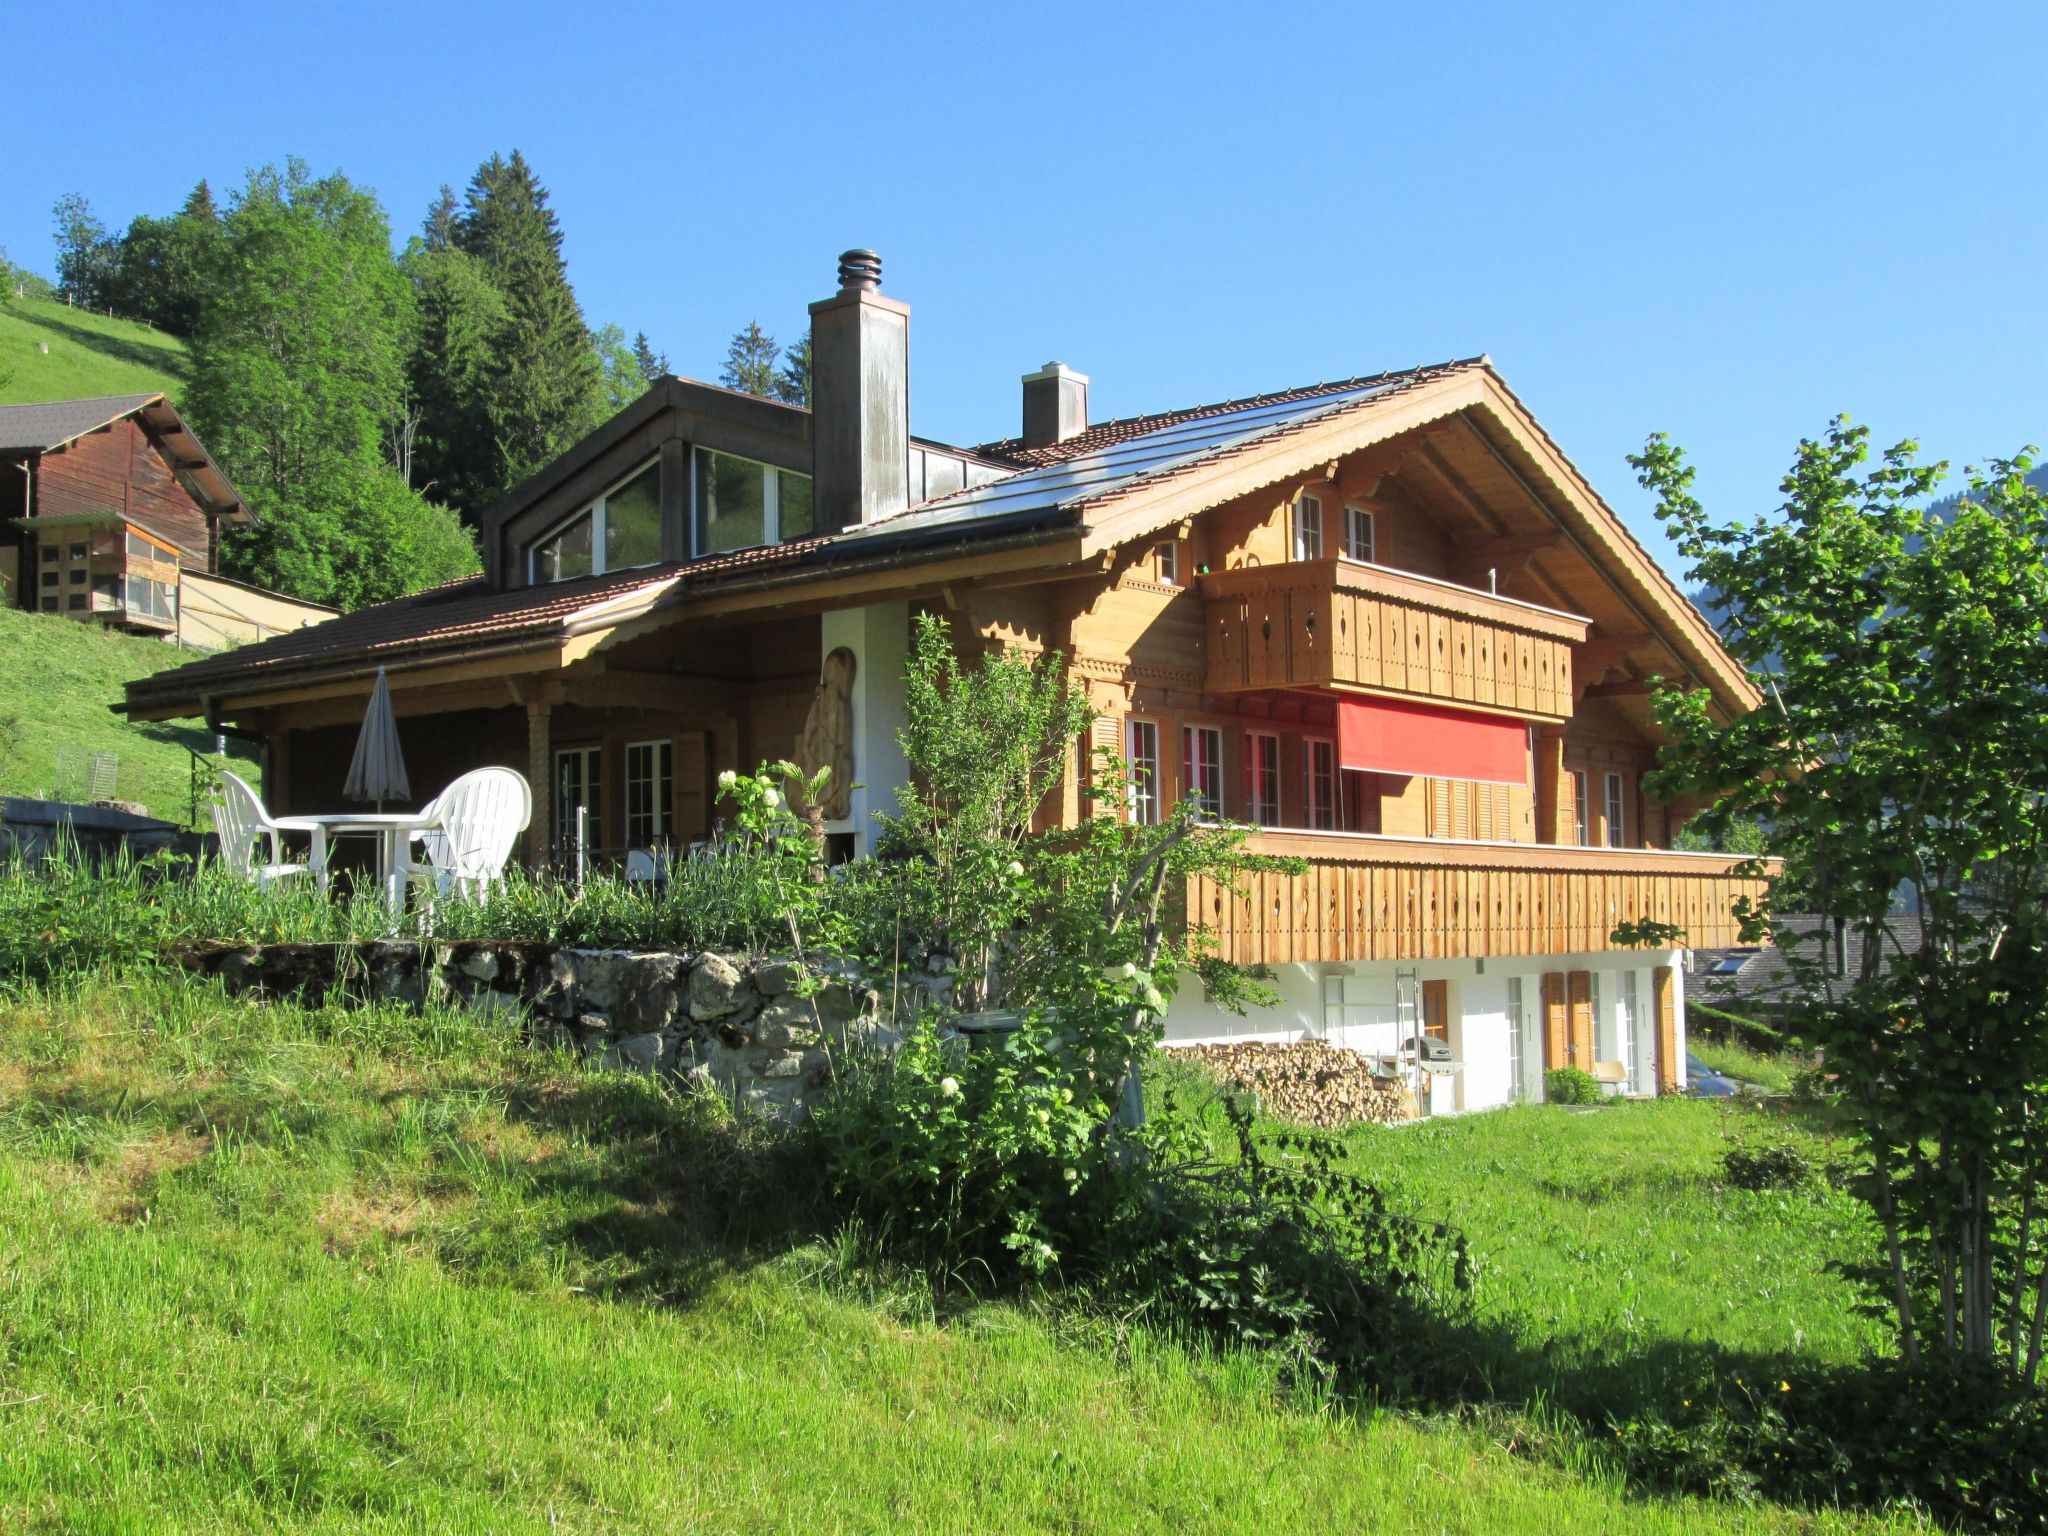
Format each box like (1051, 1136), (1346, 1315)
(1189, 829), (1772, 966)
(1199, 558), (1590, 721)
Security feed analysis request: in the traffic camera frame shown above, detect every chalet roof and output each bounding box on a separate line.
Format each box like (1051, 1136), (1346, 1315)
(846, 361), (1482, 545)
(0, 392), (251, 524)
(1693, 914), (1928, 1010)
(0, 394), (163, 452)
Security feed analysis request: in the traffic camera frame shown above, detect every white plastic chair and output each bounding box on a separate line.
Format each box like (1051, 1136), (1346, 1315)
(212, 771), (317, 890)
(404, 768), (532, 901)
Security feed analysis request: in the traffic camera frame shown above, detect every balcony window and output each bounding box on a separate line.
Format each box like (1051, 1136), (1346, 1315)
(694, 448), (813, 556)
(1181, 725), (1222, 819)
(1605, 772), (1627, 848)
(1294, 493), (1324, 561)
(555, 746), (602, 854)
(528, 460), (662, 584)
(1573, 771), (1591, 846)
(1126, 719), (1162, 825)
(624, 739), (672, 848)
(1245, 731), (1281, 826)
(1303, 737), (1336, 830)
(1343, 504), (1375, 563)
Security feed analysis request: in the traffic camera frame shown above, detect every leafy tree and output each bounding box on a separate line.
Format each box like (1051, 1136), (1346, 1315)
(452, 150), (604, 490)
(222, 455), (477, 610)
(592, 323), (647, 411)
(776, 328), (812, 407)
(186, 160), (412, 502)
(631, 330), (668, 383)
(1629, 421), (2048, 1382)
(719, 321), (780, 397)
(51, 193), (116, 308)
(103, 181), (224, 337)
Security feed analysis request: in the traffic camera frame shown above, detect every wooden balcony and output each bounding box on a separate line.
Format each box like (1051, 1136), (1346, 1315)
(1189, 829), (1771, 966)
(1200, 558), (1589, 721)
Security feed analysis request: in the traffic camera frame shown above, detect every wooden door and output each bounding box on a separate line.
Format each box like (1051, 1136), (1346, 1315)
(1653, 965), (1679, 1093)
(1567, 970), (1595, 1068)
(1542, 972), (1569, 1069)
(1422, 979), (1450, 1040)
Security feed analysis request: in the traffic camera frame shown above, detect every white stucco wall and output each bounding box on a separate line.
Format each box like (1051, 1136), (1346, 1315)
(819, 602), (910, 856)
(1162, 949), (1686, 1114)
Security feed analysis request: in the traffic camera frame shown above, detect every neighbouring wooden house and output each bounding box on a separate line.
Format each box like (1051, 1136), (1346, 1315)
(123, 250), (1772, 1111)
(0, 394), (333, 647)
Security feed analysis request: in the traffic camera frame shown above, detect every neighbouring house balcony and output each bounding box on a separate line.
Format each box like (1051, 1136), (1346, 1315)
(1199, 558), (1590, 721)
(1188, 828), (1772, 966)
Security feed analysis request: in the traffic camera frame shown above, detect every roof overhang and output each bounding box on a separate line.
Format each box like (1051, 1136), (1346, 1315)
(131, 397), (252, 526)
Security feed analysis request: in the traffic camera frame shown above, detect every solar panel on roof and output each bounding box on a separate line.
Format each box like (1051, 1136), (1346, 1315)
(836, 379), (1402, 543)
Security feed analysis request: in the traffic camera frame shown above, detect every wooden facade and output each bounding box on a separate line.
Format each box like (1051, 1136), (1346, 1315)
(1188, 831), (1767, 966)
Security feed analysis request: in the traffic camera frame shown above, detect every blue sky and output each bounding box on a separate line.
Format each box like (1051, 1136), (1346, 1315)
(3, 0), (2040, 575)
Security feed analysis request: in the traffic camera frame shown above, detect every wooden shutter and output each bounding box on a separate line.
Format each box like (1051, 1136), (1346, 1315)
(1567, 970), (1594, 1068)
(1429, 778), (1453, 838)
(1653, 966), (1679, 1093)
(1542, 972), (1569, 1071)
(673, 730), (709, 842)
(1088, 717), (1122, 818)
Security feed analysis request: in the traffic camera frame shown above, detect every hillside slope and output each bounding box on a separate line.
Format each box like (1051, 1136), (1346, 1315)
(0, 605), (252, 823)
(0, 294), (190, 406)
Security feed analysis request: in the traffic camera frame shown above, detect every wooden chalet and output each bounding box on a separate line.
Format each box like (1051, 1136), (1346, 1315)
(123, 250), (1772, 1111)
(0, 393), (332, 647)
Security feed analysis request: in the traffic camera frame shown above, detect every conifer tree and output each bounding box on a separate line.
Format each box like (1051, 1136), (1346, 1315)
(720, 321), (780, 397)
(632, 330), (668, 383)
(776, 328), (812, 407)
(422, 184), (459, 252)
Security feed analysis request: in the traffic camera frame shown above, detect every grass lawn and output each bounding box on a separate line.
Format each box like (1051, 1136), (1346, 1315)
(0, 602), (255, 822)
(1692, 1038), (1804, 1095)
(0, 974), (1920, 1534)
(0, 294), (189, 406)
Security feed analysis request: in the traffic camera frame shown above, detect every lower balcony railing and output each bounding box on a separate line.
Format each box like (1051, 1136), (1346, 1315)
(1189, 829), (1772, 966)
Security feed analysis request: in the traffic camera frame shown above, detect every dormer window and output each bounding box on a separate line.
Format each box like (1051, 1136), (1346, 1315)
(695, 448), (813, 556)
(529, 460), (661, 583)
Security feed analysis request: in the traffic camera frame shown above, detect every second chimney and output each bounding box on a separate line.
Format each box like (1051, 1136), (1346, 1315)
(810, 249), (910, 531)
(1022, 361), (1089, 448)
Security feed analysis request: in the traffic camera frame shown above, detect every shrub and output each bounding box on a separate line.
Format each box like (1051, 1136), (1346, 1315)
(1544, 1067), (1604, 1105)
(1616, 1359), (2048, 1529)
(1721, 1141), (1811, 1191)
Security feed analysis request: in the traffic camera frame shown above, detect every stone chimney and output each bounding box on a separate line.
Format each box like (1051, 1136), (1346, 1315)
(1021, 361), (1089, 449)
(809, 249), (910, 531)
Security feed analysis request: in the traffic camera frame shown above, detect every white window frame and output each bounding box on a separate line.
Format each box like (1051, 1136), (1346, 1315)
(1182, 724), (1223, 820)
(1507, 976), (1528, 1102)
(1618, 970), (1642, 1090)
(528, 457), (661, 583)
(1605, 772), (1627, 848)
(1294, 493), (1324, 561)
(691, 446), (812, 557)
(1126, 718), (1163, 825)
(1342, 503), (1376, 563)
(624, 738), (673, 850)
(1154, 540), (1180, 585)
(1245, 730), (1281, 826)
(1573, 770), (1591, 846)
(1303, 736), (1337, 831)
(554, 744), (603, 854)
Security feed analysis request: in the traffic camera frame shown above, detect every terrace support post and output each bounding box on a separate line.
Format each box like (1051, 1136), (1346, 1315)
(524, 700), (553, 869)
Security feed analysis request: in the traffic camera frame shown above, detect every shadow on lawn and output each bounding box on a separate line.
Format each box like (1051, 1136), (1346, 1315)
(22, 309), (187, 374)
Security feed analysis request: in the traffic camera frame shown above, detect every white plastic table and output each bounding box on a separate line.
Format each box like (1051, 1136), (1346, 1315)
(278, 812), (433, 906)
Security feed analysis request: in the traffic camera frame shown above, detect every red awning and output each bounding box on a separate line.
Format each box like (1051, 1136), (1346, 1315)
(1336, 696), (1527, 785)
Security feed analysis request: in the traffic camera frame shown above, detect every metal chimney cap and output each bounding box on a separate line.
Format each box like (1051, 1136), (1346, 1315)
(837, 249), (882, 292)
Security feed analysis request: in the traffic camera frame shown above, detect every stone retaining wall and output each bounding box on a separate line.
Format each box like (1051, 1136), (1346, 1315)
(170, 940), (887, 1119)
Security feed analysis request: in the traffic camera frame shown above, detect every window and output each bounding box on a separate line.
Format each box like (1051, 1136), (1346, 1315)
(694, 447), (813, 556)
(624, 739), (672, 848)
(1618, 970), (1641, 1087)
(65, 594), (85, 611)
(40, 598), (58, 612)
(39, 546), (57, 564)
(529, 460), (662, 583)
(69, 568), (86, 584)
(1507, 976), (1529, 1102)
(1605, 772), (1627, 848)
(1573, 771), (1590, 846)
(554, 746), (603, 854)
(126, 529), (177, 565)
(124, 576), (175, 621)
(1153, 541), (1180, 585)
(68, 542), (87, 561)
(1181, 725), (1223, 819)
(40, 570), (57, 589)
(1294, 493), (1324, 561)
(1343, 504), (1375, 562)
(1244, 731), (1280, 826)
(1303, 737), (1336, 830)
(1126, 719), (1162, 825)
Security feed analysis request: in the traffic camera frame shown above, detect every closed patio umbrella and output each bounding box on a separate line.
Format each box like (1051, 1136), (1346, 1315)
(343, 667), (411, 812)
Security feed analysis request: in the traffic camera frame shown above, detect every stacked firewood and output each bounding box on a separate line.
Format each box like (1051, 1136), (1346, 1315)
(1167, 1040), (1413, 1127)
